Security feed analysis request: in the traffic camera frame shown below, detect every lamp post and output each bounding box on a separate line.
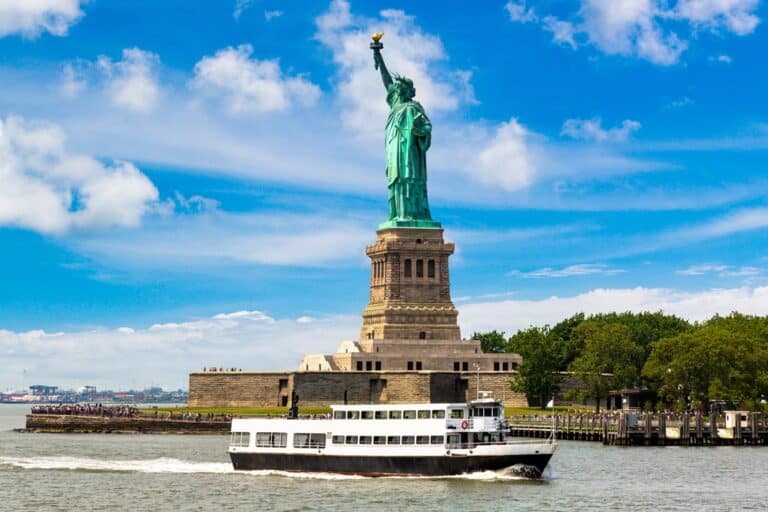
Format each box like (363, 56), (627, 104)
(474, 362), (480, 400)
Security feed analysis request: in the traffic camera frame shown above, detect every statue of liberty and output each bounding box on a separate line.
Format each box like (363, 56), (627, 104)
(371, 34), (440, 229)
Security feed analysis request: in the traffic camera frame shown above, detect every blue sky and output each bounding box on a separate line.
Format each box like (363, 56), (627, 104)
(2, 0), (768, 390)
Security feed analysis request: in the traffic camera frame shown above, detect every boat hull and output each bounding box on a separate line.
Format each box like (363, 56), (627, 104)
(230, 452), (553, 477)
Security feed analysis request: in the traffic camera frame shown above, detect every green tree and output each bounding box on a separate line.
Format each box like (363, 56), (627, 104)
(643, 320), (768, 408)
(569, 321), (642, 412)
(595, 311), (692, 362)
(547, 313), (585, 369)
(507, 327), (562, 408)
(472, 330), (506, 353)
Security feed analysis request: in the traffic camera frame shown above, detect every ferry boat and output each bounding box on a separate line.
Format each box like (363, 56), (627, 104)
(228, 397), (556, 477)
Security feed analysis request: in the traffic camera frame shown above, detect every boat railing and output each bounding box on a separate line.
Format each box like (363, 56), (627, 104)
(446, 438), (553, 449)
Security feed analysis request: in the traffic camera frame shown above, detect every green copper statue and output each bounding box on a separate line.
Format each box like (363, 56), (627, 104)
(371, 33), (441, 229)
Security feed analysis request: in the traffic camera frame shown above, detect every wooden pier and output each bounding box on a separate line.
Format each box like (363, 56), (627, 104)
(507, 411), (768, 446)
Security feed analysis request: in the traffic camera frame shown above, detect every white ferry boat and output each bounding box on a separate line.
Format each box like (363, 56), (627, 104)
(228, 398), (556, 477)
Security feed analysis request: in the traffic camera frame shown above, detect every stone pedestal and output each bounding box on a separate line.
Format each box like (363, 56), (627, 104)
(360, 227), (460, 342)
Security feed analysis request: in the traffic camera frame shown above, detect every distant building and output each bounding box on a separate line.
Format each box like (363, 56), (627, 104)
(30, 385), (58, 396)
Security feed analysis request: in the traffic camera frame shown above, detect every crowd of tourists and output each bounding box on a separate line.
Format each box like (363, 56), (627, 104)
(31, 404), (138, 417)
(30, 403), (232, 423)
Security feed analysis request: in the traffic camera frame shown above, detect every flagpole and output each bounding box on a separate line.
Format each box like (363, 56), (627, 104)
(550, 397), (556, 443)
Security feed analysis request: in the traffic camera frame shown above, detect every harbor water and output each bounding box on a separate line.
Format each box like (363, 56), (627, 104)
(2, 405), (767, 511)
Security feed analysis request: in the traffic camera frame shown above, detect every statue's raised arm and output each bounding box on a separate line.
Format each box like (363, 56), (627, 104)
(370, 32), (392, 90)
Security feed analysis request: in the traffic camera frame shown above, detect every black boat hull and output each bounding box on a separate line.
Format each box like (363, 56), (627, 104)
(230, 452), (552, 477)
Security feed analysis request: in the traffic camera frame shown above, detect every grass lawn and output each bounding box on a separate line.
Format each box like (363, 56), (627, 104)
(505, 405), (591, 417)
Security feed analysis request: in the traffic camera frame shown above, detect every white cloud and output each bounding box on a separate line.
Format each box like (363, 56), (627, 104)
(562, 117), (641, 142)
(668, 207), (768, 243)
(0, 309), (359, 390)
(505, 1), (537, 23)
(264, 10), (284, 22)
(233, 0), (254, 20)
(192, 44), (320, 114)
(467, 119), (538, 191)
(97, 48), (161, 114)
(543, 16), (578, 48)
(315, 0), (469, 137)
(506, 0), (760, 65)
(667, 96), (694, 108)
(677, 263), (762, 277)
(70, 209), (374, 268)
(676, 263), (729, 275)
(579, 0), (687, 65)
(59, 63), (86, 98)
(460, 285), (768, 334)
(508, 263), (625, 278)
(675, 0), (760, 35)
(0, 0), (84, 39)
(0, 115), (159, 234)
(709, 54), (733, 63)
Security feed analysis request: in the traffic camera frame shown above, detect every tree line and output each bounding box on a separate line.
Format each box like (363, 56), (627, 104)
(473, 312), (768, 411)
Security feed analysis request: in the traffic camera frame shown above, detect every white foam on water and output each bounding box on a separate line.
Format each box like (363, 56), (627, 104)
(241, 469), (367, 480)
(0, 456), (366, 480)
(0, 456), (232, 474)
(383, 469), (533, 482)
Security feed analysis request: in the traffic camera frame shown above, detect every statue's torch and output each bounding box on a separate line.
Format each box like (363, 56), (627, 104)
(370, 32), (384, 51)
(370, 32), (384, 69)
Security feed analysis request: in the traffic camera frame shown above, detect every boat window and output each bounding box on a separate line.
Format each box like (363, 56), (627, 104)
(417, 410), (430, 419)
(493, 407), (499, 417)
(345, 436), (359, 445)
(374, 436), (387, 445)
(389, 410), (402, 419)
(347, 411), (360, 420)
(447, 434), (461, 447)
(416, 435), (430, 445)
(432, 410), (445, 419)
(360, 436), (372, 445)
(402, 436), (415, 445)
(450, 409), (464, 419)
(375, 411), (388, 419)
(430, 435), (445, 445)
(361, 410), (374, 420)
(403, 410), (417, 419)
(334, 411), (346, 420)
(230, 432), (250, 447)
(293, 433), (326, 449)
(255, 432), (285, 447)
(332, 435), (345, 444)
(387, 436), (401, 445)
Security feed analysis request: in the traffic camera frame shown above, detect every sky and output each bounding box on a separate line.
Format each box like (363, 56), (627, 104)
(2, 0), (768, 391)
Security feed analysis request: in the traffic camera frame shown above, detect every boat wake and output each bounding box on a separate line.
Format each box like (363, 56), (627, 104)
(0, 456), (233, 474)
(0, 456), (366, 479)
(0, 456), (546, 482)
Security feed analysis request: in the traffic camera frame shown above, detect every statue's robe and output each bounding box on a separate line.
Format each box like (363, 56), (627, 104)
(384, 99), (433, 221)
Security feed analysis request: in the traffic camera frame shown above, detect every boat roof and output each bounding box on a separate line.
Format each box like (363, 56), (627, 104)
(330, 400), (502, 410)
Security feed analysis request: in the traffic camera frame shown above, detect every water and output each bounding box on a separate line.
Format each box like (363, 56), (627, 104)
(2, 405), (767, 511)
